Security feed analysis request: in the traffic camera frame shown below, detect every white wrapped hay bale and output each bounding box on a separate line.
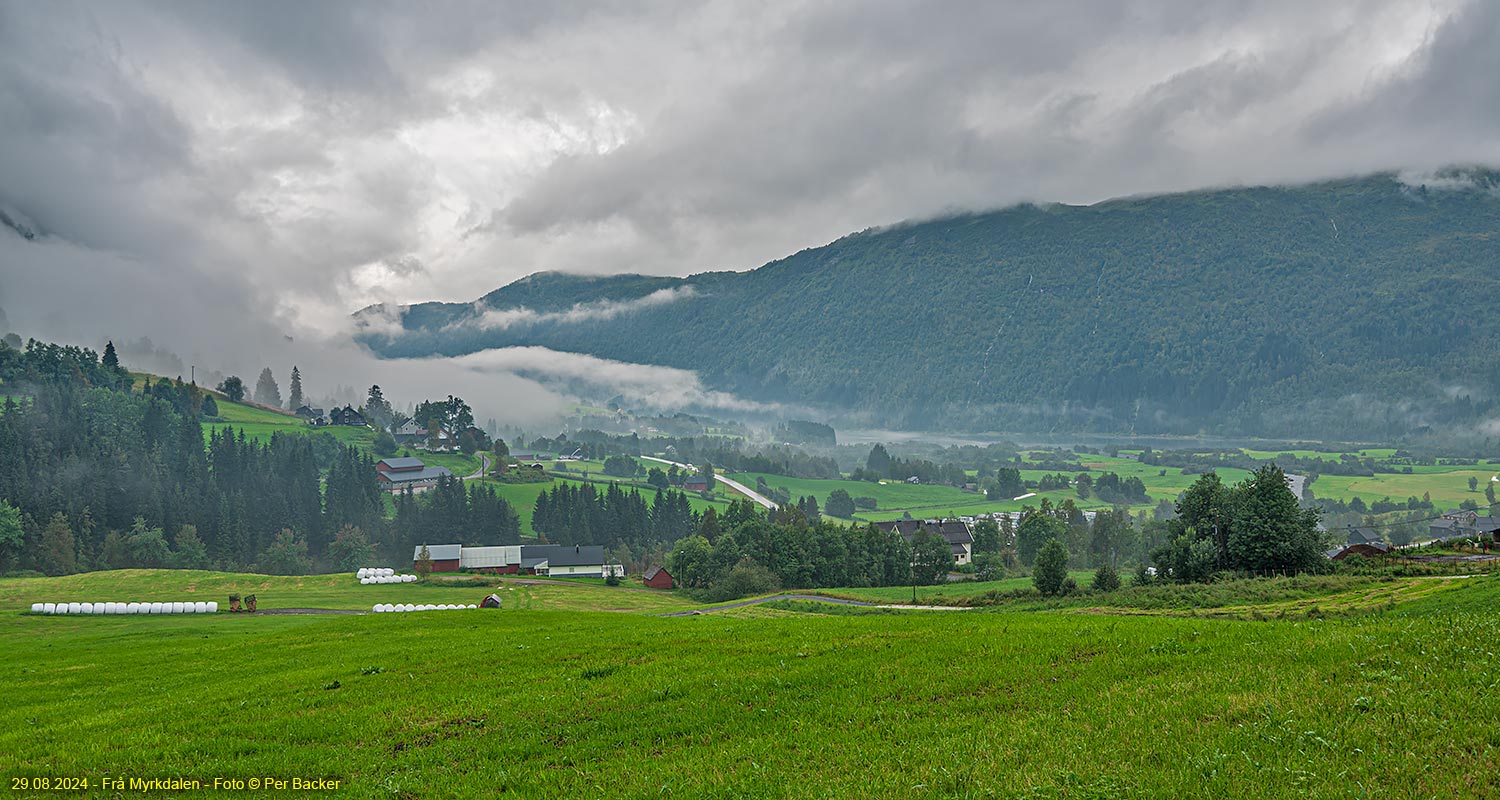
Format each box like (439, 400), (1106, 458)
(30, 603), (42, 614)
(126, 603), (140, 614)
(207, 601), (218, 613)
(149, 602), (163, 614)
(43, 603), (56, 614)
(194, 602), (207, 613)
(82, 602), (95, 615)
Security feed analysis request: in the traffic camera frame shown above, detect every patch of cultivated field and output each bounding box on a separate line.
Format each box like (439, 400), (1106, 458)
(1310, 469), (1500, 509)
(4, 571), (1498, 797)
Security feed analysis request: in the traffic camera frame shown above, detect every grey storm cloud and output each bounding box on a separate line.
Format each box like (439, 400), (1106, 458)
(2, 0), (1499, 425)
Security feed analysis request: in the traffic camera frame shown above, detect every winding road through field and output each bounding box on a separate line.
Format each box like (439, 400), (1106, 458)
(640, 455), (778, 509)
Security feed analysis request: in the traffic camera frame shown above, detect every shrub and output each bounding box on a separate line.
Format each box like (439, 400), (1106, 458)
(1091, 563), (1121, 593)
(1033, 539), (1069, 596)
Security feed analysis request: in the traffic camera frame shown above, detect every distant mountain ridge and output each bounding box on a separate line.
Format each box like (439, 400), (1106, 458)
(358, 170), (1500, 440)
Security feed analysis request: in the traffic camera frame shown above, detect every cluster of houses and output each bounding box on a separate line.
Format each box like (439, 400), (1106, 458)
(295, 404), (465, 454)
(1429, 508), (1500, 542)
(1326, 507), (1500, 560)
(294, 404), (366, 427)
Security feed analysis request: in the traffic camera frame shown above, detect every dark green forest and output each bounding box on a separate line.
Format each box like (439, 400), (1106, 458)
(0, 338), (523, 575)
(361, 171), (1500, 440)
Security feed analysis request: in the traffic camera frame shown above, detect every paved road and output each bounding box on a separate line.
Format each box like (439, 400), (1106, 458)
(657, 593), (974, 616)
(462, 452), (489, 481)
(640, 455), (778, 509)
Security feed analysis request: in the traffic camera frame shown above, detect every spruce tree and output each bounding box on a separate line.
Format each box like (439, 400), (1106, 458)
(288, 366), (303, 409)
(39, 512), (76, 576)
(253, 368), (281, 407)
(102, 340), (120, 370)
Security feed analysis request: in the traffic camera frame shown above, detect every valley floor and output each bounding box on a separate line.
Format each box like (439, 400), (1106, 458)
(3, 570), (1498, 798)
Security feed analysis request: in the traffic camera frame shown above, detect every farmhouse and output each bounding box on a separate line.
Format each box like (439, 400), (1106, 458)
(525, 544), (608, 577)
(644, 565), (675, 589)
(876, 519), (974, 566)
(682, 478), (709, 492)
(412, 543), (608, 577)
(393, 419), (428, 445)
(329, 405), (367, 426)
(411, 543), (462, 572)
(295, 405), (326, 425)
(376, 457), (453, 494)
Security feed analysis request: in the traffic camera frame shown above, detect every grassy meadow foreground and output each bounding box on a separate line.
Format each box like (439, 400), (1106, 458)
(4, 571), (1499, 798)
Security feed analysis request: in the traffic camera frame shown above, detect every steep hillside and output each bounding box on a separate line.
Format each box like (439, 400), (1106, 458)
(359, 171), (1500, 439)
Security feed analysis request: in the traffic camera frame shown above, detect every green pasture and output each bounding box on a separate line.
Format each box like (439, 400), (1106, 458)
(3, 570), (1498, 797)
(816, 572), (1096, 604)
(1310, 469), (1500, 509)
(0, 570), (691, 615)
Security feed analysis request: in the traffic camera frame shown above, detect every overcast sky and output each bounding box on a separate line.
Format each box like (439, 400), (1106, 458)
(2, 0), (1498, 421)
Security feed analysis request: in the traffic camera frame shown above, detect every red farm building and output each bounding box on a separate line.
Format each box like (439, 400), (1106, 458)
(643, 565), (675, 589)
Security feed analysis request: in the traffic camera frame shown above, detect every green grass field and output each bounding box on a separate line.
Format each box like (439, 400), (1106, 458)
(814, 571), (1096, 603)
(4, 569), (1498, 797)
(204, 399), (380, 451)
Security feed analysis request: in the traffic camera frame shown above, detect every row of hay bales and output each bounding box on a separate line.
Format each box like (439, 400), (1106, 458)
(358, 567), (417, 584)
(31, 601), (217, 615)
(372, 603), (475, 613)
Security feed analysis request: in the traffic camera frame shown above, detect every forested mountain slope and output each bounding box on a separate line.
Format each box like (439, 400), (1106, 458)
(359, 171), (1500, 439)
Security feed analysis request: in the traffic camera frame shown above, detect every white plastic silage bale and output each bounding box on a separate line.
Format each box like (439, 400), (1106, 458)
(30, 603), (42, 614)
(82, 602), (96, 615)
(43, 603), (56, 614)
(372, 604), (382, 613)
(175, 602), (189, 614)
(468, 604), (477, 609)
(148, 602), (161, 614)
(194, 602), (207, 613)
(207, 601), (218, 613)
(385, 568), (394, 577)
(357, 568), (368, 578)
(125, 602), (138, 614)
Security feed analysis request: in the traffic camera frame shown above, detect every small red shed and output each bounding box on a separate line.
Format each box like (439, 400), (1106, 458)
(643, 566), (675, 590)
